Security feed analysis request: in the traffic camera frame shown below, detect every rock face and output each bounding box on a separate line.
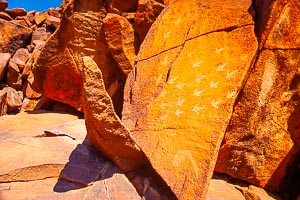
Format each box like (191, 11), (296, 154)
(103, 13), (135, 76)
(82, 56), (147, 172)
(0, 18), (32, 54)
(31, 0), (126, 115)
(122, 0), (257, 199)
(215, 0), (300, 192)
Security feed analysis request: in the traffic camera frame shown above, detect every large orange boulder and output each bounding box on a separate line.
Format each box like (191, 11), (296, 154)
(215, 0), (300, 192)
(31, 0), (126, 115)
(82, 56), (147, 172)
(122, 0), (257, 199)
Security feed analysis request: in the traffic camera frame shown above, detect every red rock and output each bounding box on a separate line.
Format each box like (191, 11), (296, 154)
(82, 56), (147, 172)
(0, 18), (32, 54)
(0, 11), (12, 20)
(6, 60), (22, 90)
(22, 56), (34, 79)
(0, 53), (11, 81)
(31, 0), (126, 115)
(32, 40), (46, 62)
(45, 15), (60, 29)
(215, 0), (300, 192)
(107, 0), (138, 13)
(215, 49), (300, 191)
(134, 0), (165, 43)
(122, 0), (257, 199)
(35, 11), (49, 26)
(48, 7), (62, 18)
(0, 87), (22, 113)
(5, 8), (27, 19)
(22, 80), (42, 99)
(0, 89), (7, 116)
(20, 97), (40, 111)
(31, 27), (52, 43)
(103, 13), (135, 76)
(0, 0), (8, 11)
(10, 48), (30, 71)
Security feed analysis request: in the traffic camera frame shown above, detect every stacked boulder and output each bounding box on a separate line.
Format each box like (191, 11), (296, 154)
(0, 3), (63, 116)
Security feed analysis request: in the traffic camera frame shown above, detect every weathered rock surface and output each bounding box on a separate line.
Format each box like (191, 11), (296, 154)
(134, 0), (165, 43)
(0, 53), (11, 80)
(45, 15), (61, 29)
(122, 0), (257, 199)
(215, 0), (300, 192)
(0, 111), (140, 200)
(6, 60), (22, 90)
(0, 0), (8, 11)
(0, 18), (32, 54)
(82, 56), (147, 172)
(107, 0), (138, 13)
(31, 0), (126, 115)
(5, 8), (27, 19)
(103, 13), (135, 76)
(34, 11), (49, 26)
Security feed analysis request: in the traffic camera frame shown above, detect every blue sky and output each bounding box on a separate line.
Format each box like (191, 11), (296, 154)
(7, 0), (63, 12)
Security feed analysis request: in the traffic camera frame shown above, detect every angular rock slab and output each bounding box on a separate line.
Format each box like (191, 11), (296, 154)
(31, 0), (126, 115)
(215, 49), (300, 190)
(122, 0), (257, 199)
(82, 56), (147, 172)
(0, 18), (32, 54)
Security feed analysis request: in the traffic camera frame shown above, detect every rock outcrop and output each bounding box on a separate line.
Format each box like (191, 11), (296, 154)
(215, 0), (300, 194)
(1, 0), (299, 199)
(122, 0), (257, 199)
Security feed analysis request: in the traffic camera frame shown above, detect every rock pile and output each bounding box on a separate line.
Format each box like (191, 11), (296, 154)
(0, 3), (64, 116)
(0, 0), (299, 199)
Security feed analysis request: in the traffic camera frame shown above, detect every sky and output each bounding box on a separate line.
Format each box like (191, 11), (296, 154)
(7, 0), (63, 12)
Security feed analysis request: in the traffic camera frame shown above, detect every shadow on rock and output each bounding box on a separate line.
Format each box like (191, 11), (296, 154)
(54, 138), (120, 192)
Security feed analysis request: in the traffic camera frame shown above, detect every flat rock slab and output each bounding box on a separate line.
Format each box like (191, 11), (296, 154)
(0, 110), (80, 139)
(122, 0), (257, 199)
(44, 119), (87, 141)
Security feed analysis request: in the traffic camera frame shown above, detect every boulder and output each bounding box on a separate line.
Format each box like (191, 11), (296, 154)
(0, 0), (8, 11)
(32, 40), (46, 62)
(82, 56), (147, 172)
(0, 53), (11, 80)
(10, 48), (30, 71)
(35, 11), (49, 26)
(31, 0), (126, 115)
(31, 27), (52, 43)
(0, 89), (7, 116)
(215, 0), (300, 192)
(45, 15), (61, 29)
(6, 61), (22, 90)
(22, 80), (42, 99)
(103, 13), (135, 76)
(5, 8), (27, 19)
(122, 0), (257, 199)
(134, 0), (165, 43)
(0, 18), (32, 54)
